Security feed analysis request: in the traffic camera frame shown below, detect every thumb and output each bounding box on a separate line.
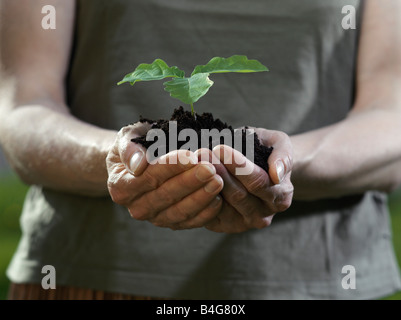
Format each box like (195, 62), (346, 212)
(256, 129), (293, 185)
(269, 156), (292, 185)
(118, 122), (150, 176)
(126, 147), (147, 176)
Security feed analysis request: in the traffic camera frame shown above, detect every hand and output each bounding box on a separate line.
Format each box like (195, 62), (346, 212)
(195, 128), (294, 233)
(106, 123), (224, 230)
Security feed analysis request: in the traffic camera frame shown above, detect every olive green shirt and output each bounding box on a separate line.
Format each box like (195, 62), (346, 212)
(7, 0), (401, 299)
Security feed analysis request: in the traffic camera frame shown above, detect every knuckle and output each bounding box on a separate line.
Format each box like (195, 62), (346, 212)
(269, 184), (294, 212)
(274, 193), (293, 212)
(191, 207), (221, 227)
(105, 150), (118, 168)
(156, 186), (177, 206)
(107, 181), (130, 205)
(282, 196), (293, 211)
(172, 204), (193, 221)
(108, 189), (126, 204)
(107, 168), (135, 205)
(161, 202), (194, 225)
(242, 209), (269, 230)
(246, 174), (268, 194)
(142, 169), (161, 190)
(228, 188), (248, 206)
(119, 125), (135, 137)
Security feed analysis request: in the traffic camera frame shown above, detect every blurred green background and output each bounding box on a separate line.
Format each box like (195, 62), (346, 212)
(1, 163), (401, 300)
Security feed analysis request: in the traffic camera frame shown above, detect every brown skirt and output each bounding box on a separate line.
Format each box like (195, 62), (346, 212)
(7, 282), (169, 300)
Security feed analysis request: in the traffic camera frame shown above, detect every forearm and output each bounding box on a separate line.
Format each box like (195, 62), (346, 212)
(0, 100), (117, 197)
(291, 108), (401, 200)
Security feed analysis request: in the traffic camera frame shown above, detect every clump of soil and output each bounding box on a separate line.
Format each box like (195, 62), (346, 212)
(132, 107), (273, 172)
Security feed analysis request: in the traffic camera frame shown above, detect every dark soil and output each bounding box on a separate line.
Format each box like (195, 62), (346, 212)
(132, 107), (273, 173)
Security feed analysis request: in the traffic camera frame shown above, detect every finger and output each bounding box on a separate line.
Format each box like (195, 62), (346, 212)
(214, 145), (292, 214)
(205, 203), (243, 233)
(217, 168), (269, 227)
(195, 148), (254, 202)
(106, 123), (151, 205)
(255, 129), (293, 185)
(173, 194), (223, 229)
(194, 148), (230, 178)
(197, 147), (271, 228)
(150, 176), (224, 228)
(117, 122), (153, 176)
(212, 144), (274, 199)
(132, 149), (199, 194)
(205, 202), (274, 234)
(129, 162), (222, 220)
(268, 180), (294, 213)
(204, 202), (253, 233)
(108, 148), (199, 206)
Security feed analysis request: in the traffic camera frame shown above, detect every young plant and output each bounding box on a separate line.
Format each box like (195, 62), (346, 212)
(118, 55), (268, 115)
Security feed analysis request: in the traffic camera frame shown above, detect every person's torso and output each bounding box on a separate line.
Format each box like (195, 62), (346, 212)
(9, 0), (401, 299)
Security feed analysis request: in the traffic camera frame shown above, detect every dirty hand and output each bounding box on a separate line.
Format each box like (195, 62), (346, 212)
(195, 128), (294, 233)
(106, 123), (224, 230)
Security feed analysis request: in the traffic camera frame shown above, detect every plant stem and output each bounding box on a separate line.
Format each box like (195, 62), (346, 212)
(190, 103), (197, 120)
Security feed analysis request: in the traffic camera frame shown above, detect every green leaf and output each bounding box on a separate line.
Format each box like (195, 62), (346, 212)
(118, 59), (185, 85)
(163, 73), (214, 105)
(191, 55), (268, 76)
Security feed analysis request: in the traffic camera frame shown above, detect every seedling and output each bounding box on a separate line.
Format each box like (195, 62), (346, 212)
(118, 55), (268, 116)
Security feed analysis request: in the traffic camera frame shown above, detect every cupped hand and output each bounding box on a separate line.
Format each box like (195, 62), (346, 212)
(195, 128), (294, 233)
(106, 123), (224, 230)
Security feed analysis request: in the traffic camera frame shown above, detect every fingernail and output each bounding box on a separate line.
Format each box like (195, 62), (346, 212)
(276, 160), (285, 183)
(129, 151), (144, 174)
(195, 164), (216, 182)
(204, 176), (223, 193)
(208, 195), (222, 209)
